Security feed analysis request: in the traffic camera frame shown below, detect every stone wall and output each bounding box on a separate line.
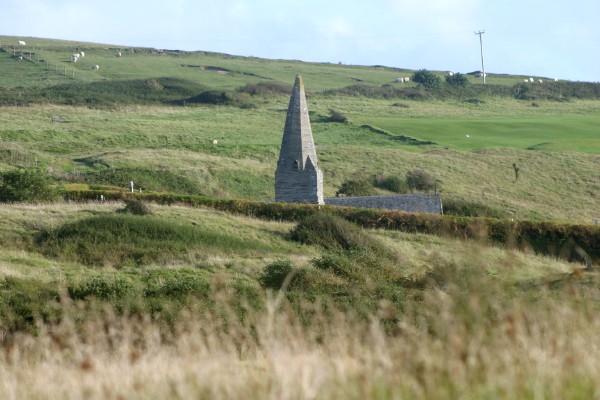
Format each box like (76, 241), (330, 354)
(325, 194), (443, 214)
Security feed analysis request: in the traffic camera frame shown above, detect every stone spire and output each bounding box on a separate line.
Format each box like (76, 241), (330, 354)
(275, 75), (324, 204)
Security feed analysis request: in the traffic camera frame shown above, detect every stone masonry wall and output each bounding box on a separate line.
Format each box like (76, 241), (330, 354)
(325, 194), (443, 214)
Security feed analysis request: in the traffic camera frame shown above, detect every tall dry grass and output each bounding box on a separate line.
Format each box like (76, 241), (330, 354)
(1, 274), (599, 400)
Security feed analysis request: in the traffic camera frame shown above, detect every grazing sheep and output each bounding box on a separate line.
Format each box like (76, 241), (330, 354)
(404, 77), (410, 82)
(212, 139), (218, 145)
(80, 51), (85, 57)
(448, 72), (454, 77)
(117, 51), (122, 57)
(538, 79), (543, 83)
(71, 53), (80, 62)
(18, 40), (26, 46)
(395, 77), (404, 83)
(529, 77), (534, 82)
(524, 79), (529, 83)
(92, 64), (100, 70)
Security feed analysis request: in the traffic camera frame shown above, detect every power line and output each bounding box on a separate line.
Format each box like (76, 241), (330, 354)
(475, 30), (486, 84)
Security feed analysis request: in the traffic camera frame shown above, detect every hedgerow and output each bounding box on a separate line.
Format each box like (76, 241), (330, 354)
(64, 189), (600, 265)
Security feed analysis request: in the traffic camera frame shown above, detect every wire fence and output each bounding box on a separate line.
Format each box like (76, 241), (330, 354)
(1, 44), (79, 79)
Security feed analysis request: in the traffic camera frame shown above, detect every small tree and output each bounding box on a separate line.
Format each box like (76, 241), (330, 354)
(406, 169), (437, 192)
(445, 73), (469, 87)
(412, 69), (442, 89)
(0, 169), (60, 202)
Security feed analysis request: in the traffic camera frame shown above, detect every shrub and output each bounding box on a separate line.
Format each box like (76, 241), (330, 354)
(442, 198), (506, 218)
(373, 175), (409, 194)
(335, 178), (375, 197)
(238, 81), (292, 96)
(445, 73), (469, 87)
(406, 169), (437, 191)
(258, 259), (300, 290)
(0, 168), (60, 203)
(119, 198), (151, 215)
(290, 212), (392, 257)
(327, 108), (348, 123)
(412, 69), (442, 89)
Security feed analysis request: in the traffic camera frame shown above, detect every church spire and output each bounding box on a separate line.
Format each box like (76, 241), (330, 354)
(274, 75), (324, 204)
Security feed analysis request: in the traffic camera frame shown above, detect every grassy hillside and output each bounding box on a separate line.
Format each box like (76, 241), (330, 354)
(0, 35), (599, 397)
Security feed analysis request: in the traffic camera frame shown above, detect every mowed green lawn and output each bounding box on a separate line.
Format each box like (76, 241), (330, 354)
(359, 115), (600, 153)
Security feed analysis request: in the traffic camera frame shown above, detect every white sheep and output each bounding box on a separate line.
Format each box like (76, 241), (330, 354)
(395, 77), (404, 83)
(538, 79), (543, 83)
(71, 53), (80, 62)
(92, 64), (100, 70)
(212, 139), (218, 145)
(404, 77), (410, 82)
(18, 40), (26, 46)
(448, 72), (454, 77)
(117, 51), (122, 57)
(529, 77), (534, 82)
(523, 79), (529, 83)
(80, 51), (85, 57)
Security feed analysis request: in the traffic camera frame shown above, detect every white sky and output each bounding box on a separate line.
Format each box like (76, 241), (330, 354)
(2, 0), (599, 82)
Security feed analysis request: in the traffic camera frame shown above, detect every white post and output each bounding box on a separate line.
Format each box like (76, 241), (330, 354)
(130, 181), (134, 193)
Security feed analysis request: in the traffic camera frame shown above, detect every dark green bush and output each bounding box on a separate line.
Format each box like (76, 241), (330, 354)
(443, 198), (506, 218)
(412, 69), (442, 89)
(120, 198), (151, 215)
(335, 178), (375, 197)
(373, 175), (409, 193)
(445, 73), (469, 87)
(238, 81), (292, 96)
(0, 168), (61, 203)
(258, 259), (301, 290)
(184, 90), (255, 108)
(290, 212), (394, 260)
(69, 275), (135, 300)
(406, 169), (437, 191)
(327, 108), (348, 123)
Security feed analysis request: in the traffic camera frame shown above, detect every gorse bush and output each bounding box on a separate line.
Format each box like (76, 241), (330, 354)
(406, 168), (437, 191)
(373, 174), (409, 193)
(119, 198), (151, 215)
(238, 81), (292, 96)
(445, 73), (469, 87)
(258, 259), (302, 290)
(327, 108), (348, 123)
(335, 178), (375, 197)
(443, 197), (507, 218)
(0, 168), (61, 203)
(290, 212), (394, 260)
(412, 69), (442, 89)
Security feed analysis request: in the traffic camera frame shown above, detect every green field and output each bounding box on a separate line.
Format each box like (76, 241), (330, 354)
(0, 36), (600, 399)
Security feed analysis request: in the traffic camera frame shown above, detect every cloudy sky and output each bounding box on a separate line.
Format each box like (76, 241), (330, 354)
(2, 0), (599, 82)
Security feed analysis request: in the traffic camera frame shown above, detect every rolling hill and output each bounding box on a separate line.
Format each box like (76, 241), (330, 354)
(0, 35), (600, 398)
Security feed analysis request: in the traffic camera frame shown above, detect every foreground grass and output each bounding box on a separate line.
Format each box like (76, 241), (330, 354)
(0, 201), (596, 398)
(1, 268), (599, 399)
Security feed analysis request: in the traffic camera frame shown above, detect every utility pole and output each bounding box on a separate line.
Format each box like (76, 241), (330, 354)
(475, 30), (486, 84)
